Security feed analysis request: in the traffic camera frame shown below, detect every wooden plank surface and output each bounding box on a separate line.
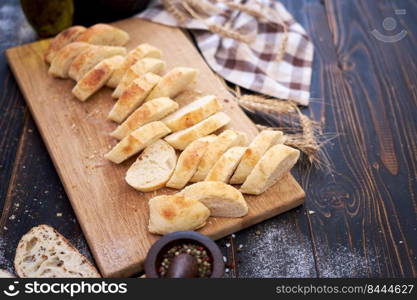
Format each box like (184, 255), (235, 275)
(5, 18), (304, 277)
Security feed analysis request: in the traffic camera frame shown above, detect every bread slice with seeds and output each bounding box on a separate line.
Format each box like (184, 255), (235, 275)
(240, 144), (300, 195)
(191, 129), (248, 182)
(205, 146), (247, 183)
(179, 181), (248, 217)
(230, 130), (285, 184)
(166, 135), (216, 189)
(164, 112), (231, 150)
(45, 26), (86, 64)
(72, 55), (124, 101)
(148, 195), (210, 235)
(111, 97), (179, 140)
(104, 121), (171, 164)
(14, 224), (100, 278)
(126, 140), (177, 192)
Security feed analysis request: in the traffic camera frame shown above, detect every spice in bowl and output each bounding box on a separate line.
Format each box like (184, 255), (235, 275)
(159, 243), (212, 278)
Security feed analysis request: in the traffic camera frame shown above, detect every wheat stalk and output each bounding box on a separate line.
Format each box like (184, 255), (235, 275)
(162, 0), (188, 23)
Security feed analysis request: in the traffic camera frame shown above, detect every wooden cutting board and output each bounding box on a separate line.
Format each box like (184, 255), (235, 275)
(6, 18), (305, 277)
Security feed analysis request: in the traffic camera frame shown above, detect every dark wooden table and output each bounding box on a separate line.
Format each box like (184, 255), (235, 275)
(0, 0), (416, 278)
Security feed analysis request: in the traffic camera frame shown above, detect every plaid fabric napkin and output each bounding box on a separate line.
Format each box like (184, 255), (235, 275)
(138, 0), (314, 105)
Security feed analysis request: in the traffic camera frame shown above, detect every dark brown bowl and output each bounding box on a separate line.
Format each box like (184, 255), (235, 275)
(145, 231), (225, 278)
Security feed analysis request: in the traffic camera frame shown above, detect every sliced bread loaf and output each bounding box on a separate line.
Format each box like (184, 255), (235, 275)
(148, 195), (210, 235)
(205, 146), (247, 183)
(45, 26), (86, 64)
(111, 97), (179, 140)
(230, 130), (284, 184)
(164, 112), (231, 150)
(107, 43), (162, 88)
(191, 129), (248, 182)
(68, 45), (127, 81)
(104, 121), (171, 164)
(166, 135), (216, 189)
(14, 224), (100, 278)
(48, 42), (91, 78)
(162, 95), (222, 132)
(72, 55), (124, 101)
(145, 67), (198, 102)
(75, 23), (129, 46)
(240, 144), (300, 195)
(126, 140), (177, 192)
(108, 73), (161, 123)
(112, 58), (166, 98)
(179, 181), (248, 217)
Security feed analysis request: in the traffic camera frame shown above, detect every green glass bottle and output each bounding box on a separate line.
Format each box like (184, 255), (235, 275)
(20, 0), (74, 38)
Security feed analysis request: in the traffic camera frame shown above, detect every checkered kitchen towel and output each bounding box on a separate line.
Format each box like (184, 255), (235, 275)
(138, 0), (314, 105)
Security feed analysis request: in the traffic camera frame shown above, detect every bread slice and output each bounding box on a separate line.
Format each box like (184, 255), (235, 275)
(164, 112), (231, 150)
(112, 58), (166, 98)
(68, 45), (127, 81)
(45, 26), (87, 64)
(108, 73), (161, 123)
(205, 146), (247, 183)
(75, 23), (129, 46)
(166, 135), (216, 189)
(48, 42), (91, 78)
(230, 130), (284, 184)
(145, 67), (198, 102)
(191, 130), (248, 182)
(148, 194), (210, 235)
(14, 224), (100, 278)
(111, 97), (179, 140)
(240, 144), (300, 195)
(126, 140), (177, 192)
(0, 269), (15, 278)
(105, 121), (171, 164)
(162, 95), (222, 132)
(107, 44), (162, 88)
(179, 181), (248, 217)
(72, 55), (124, 101)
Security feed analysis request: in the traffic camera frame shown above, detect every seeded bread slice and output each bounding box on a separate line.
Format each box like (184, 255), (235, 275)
(145, 67), (198, 102)
(104, 121), (171, 164)
(48, 42), (91, 78)
(126, 140), (177, 192)
(75, 23), (129, 46)
(14, 224), (100, 278)
(164, 112), (231, 150)
(166, 135), (216, 189)
(240, 144), (300, 195)
(108, 73), (161, 123)
(162, 95), (222, 132)
(179, 181), (248, 217)
(148, 195), (210, 235)
(230, 130), (284, 184)
(107, 43), (162, 88)
(72, 55), (124, 101)
(191, 129), (248, 182)
(111, 97), (179, 140)
(45, 26), (86, 64)
(205, 146), (247, 183)
(68, 45), (127, 81)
